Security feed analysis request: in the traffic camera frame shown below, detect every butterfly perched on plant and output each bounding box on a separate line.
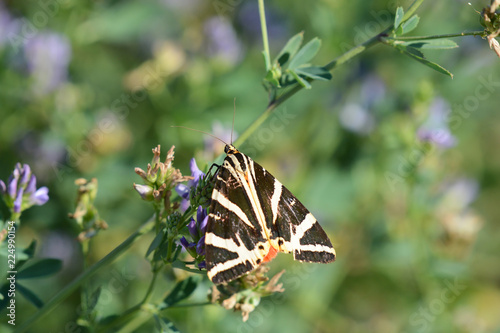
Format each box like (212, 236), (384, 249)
(204, 144), (336, 284)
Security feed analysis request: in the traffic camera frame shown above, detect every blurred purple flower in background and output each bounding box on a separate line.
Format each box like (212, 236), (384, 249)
(338, 75), (385, 135)
(0, 3), (19, 47)
(237, 2), (289, 45)
(203, 121), (234, 159)
(360, 75), (386, 108)
(204, 17), (242, 66)
(24, 32), (71, 95)
(439, 178), (479, 212)
(0, 163), (49, 218)
(417, 97), (457, 148)
(339, 103), (375, 135)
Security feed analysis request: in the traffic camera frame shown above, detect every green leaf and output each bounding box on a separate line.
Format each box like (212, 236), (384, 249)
(146, 229), (165, 258)
(275, 32), (304, 67)
(294, 66), (332, 81)
(161, 276), (199, 308)
(171, 260), (207, 274)
(394, 7), (405, 29)
(396, 45), (453, 78)
(400, 39), (459, 50)
(87, 287), (101, 313)
(289, 70), (312, 89)
(17, 283), (44, 308)
(154, 315), (180, 333)
(17, 258), (62, 279)
(401, 15), (419, 34)
(288, 37), (322, 70)
(402, 45), (425, 58)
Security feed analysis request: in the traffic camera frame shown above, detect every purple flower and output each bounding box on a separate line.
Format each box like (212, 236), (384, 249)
(188, 218), (198, 238)
(24, 32), (71, 95)
(19, 164), (31, 186)
(187, 158), (205, 189)
(175, 158), (206, 211)
(199, 215), (208, 234)
(133, 183), (154, 201)
(179, 205), (208, 267)
(180, 236), (195, 249)
(417, 97), (456, 148)
(29, 186), (49, 206)
(0, 163), (49, 217)
(7, 173), (18, 199)
(204, 17), (243, 66)
(196, 235), (205, 255)
(197, 205), (207, 224)
(175, 183), (190, 199)
(13, 187), (23, 213)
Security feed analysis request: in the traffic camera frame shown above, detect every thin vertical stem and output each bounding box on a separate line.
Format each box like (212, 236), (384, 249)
(258, 0), (271, 71)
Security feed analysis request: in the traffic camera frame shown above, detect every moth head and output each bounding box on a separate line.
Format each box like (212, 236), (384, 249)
(224, 144), (239, 155)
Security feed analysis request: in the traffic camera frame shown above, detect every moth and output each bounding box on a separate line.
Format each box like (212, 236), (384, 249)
(205, 144), (336, 284)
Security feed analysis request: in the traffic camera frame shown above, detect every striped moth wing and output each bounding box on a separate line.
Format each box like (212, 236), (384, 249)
(205, 145), (336, 284)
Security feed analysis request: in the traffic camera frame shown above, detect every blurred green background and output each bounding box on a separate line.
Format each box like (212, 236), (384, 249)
(1, 0), (500, 332)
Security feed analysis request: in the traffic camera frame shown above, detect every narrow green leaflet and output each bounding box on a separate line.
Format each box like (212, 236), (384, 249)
(17, 284), (44, 308)
(87, 287), (102, 313)
(275, 32), (304, 66)
(146, 229), (165, 257)
(154, 315), (180, 333)
(294, 66), (332, 81)
(399, 39), (459, 49)
(17, 258), (62, 279)
(401, 15), (419, 34)
(394, 7), (405, 30)
(171, 260), (208, 274)
(161, 276), (199, 308)
(401, 45), (425, 58)
(396, 45), (453, 78)
(289, 70), (312, 89)
(288, 37), (322, 70)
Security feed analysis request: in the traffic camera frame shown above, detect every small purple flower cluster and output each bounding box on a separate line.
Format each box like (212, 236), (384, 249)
(175, 158), (205, 212)
(180, 206), (208, 269)
(176, 158), (207, 269)
(0, 163), (49, 218)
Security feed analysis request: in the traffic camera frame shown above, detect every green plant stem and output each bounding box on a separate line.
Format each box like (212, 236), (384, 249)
(235, 0), (430, 148)
(387, 30), (485, 40)
(15, 216), (157, 333)
(258, 0), (271, 71)
(96, 268), (161, 333)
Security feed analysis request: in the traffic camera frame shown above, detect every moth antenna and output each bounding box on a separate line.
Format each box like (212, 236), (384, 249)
(468, 2), (480, 14)
(171, 126), (229, 146)
(231, 97), (236, 145)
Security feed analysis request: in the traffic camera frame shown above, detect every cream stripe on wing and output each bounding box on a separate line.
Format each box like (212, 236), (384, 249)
(206, 233), (269, 279)
(270, 178), (282, 224)
(212, 189), (255, 230)
(226, 155), (269, 237)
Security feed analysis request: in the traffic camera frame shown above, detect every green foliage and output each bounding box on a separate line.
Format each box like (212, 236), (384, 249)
(0, 0), (498, 332)
(160, 276), (199, 309)
(386, 6), (456, 77)
(264, 33), (332, 94)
